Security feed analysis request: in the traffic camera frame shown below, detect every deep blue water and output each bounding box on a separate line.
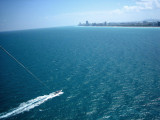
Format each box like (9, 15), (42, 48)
(0, 26), (160, 120)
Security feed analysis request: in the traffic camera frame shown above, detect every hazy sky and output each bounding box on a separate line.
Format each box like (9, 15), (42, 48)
(0, 0), (160, 31)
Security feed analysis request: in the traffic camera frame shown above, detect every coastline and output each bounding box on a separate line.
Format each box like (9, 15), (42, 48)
(78, 25), (160, 28)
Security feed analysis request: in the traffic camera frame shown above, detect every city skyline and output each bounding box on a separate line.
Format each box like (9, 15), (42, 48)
(78, 20), (160, 27)
(0, 0), (160, 31)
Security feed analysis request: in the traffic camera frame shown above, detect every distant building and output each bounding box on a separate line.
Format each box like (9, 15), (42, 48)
(79, 22), (82, 26)
(104, 21), (107, 26)
(86, 21), (89, 26)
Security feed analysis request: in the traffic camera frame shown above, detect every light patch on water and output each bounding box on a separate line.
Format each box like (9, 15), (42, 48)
(0, 91), (63, 119)
(103, 116), (110, 119)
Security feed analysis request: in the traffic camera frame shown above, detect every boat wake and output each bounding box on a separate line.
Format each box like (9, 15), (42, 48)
(0, 91), (63, 119)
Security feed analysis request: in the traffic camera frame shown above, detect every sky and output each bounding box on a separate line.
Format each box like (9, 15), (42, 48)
(0, 0), (160, 31)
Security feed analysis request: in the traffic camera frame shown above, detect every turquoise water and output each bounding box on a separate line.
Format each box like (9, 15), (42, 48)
(0, 26), (160, 119)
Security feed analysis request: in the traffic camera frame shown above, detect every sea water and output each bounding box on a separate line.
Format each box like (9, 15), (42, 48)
(0, 26), (160, 119)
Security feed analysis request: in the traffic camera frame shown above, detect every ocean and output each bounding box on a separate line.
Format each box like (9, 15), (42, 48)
(0, 26), (160, 120)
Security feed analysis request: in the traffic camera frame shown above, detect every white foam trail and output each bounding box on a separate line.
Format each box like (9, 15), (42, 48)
(0, 91), (63, 119)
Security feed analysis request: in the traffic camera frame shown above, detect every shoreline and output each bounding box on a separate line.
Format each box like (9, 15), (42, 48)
(78, 25), (160, 28)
